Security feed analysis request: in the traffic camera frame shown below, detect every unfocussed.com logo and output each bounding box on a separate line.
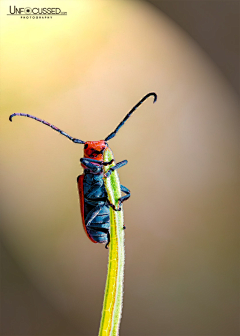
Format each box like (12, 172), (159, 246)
(7, 6), (67, 19)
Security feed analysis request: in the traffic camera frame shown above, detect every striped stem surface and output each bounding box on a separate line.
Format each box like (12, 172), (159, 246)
(98, 147), (125, 336)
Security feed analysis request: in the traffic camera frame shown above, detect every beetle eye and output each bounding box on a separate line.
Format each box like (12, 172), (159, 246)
(84, 144), (88, 149)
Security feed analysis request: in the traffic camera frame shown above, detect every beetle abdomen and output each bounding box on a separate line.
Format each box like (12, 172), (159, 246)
(82, 172), (110, 244)
(84, 202), (110, 244)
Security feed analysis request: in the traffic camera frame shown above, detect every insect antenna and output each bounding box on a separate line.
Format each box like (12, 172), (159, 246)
(105, 92), (157, 141)
(9, 113), (85, 144)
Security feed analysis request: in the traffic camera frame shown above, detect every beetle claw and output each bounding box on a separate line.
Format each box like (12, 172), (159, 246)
(107, 199), (122, 211)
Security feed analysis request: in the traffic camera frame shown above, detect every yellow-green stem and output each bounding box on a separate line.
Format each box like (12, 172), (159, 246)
(98, 147), (125, 336)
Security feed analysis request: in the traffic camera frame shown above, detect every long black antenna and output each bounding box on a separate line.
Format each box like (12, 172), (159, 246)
(105, 92), (157, 141)
(9, 113), (85, 144)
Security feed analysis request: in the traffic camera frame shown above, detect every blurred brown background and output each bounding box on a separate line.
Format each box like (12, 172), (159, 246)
(148, 0), (239, 95)
(0, 1), (239, 336)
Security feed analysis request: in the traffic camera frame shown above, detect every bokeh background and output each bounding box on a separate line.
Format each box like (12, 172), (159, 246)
(0, 1), (239, 335)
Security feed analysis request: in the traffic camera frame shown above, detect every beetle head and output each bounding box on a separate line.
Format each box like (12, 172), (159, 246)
(83, 140), (108, 161)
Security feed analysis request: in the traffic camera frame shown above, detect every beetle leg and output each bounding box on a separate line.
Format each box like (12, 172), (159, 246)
(80, 158), (102, 173)
(102, 159), (114, 166)
(107, 201), (125, 230)
(107, 200), (122, 211)
(84, 202), (106, 226)
(105, 230), (110, 249)
(84, 181), (104, 200)
(107, 184), (130, 230)
(87, 158), (114, 165)
(120, 185), (131, 229)
(120, 184), (131, 204)
(104, 160), (128, 178)
(107, 184), (130, 210)
(81, 158), (102, 164)
(80, 158), (114, 173)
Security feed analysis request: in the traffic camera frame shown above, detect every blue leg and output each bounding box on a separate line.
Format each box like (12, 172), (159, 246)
(85, 202), (106, 226)
(108, 184), (130, 210)
(84, 181), (104, 201)
(104, 160), (128, 178)
(119, 184), (131, 205)
(81, 158), (114, 166)
(80, 158), (102, 173)
(80, 158), (114, 173)
(107, 183), (131, 228)
(120, 185), (130, 229)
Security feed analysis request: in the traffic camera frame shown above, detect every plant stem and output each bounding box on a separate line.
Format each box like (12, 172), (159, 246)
(98, 147), (125, 336)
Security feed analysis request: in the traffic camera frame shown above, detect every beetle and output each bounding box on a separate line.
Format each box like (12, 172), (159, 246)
(9, 92), (157, 248)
